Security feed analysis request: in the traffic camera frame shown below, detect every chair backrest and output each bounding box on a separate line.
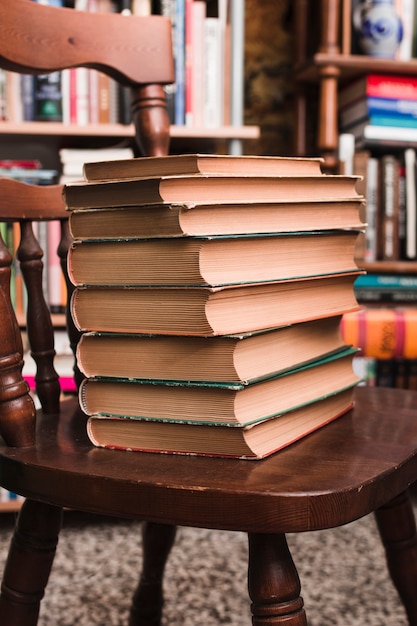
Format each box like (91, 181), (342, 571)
(0, 0), (174, 448)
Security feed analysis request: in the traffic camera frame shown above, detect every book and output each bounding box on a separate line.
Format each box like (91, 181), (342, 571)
(68, 199), (365, 240)
(379, 154), (400, 261)
(188, 0), (206, 127)
(84, 386), (356, 459)
(341, 308), (417, 359)
(203, 16), (224, 127)
(349, 115), (417, 129)
(76, 316), (347, 384)
(70, 271), (362, 336)
(63, 175), (362, 209)
(364, 156), (379, 261)
(79, 348), (359, 425)
(340, 96), (417, 129)
(349, 121), (417, 146)
(339, 74), (417, 110)
(82, 153), (325, 181)
(33, 72), (63, 122)
(174, 0), (186, 125)
(67, 231), (361, 288)
(354, 273), (417, 303)
(405, 148), (417, 259)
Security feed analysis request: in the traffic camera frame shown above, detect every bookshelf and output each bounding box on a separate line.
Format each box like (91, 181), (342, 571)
(293, 0), (417, 169)
(293, 0), (417, 393)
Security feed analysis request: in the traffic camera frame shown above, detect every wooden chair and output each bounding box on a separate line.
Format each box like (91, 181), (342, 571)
(1, 2), (417, 626)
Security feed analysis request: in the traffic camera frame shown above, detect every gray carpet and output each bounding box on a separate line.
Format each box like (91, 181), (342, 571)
(0, 501), (414, 626)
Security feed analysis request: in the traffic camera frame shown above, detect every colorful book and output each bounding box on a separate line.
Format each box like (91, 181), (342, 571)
(76, 316), (347, 384)
(67, 231), (361, 288)
(341, 308), (417, 359)
(354, 273), (417, 303)
(340, 96), (417, 129)
(339, 74), (417, 110)
(70, 271), (362, 336)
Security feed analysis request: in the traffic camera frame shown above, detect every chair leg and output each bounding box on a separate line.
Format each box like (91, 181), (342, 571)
(129, 522), (177, 626)
(0, 499), (62, 626)
(248, 532), (308, 625)
(375, 490), (417, 626)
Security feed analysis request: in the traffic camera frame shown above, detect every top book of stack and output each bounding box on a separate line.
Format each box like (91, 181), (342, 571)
(82, 153), (326, 182)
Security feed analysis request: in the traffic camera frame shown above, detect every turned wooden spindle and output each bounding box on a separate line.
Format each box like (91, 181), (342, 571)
(375, 491), (417, 624)
(17, 221), (60, 414)
(317, 0), (341, 171)
(248, 533), (307, 626)
(131, 84), (171, 158)
(0, 500), (63, 626)
(0, 233), (36, 447)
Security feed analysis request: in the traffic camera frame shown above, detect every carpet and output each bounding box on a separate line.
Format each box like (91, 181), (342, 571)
(0, 500), (414, 625)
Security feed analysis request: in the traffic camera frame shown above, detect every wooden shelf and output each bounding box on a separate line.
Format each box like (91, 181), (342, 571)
(0, 121), (260, 141)
(295, 53), (417, 84)
(361, 261), (417, 275)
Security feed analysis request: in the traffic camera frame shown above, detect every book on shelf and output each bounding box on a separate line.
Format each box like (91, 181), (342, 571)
(82, 153), (325, 181)
(76, 316), (347, 384)
(70, 272), (362, 336)
(404, 147), (417, 259)
(79, 347), (359, 425)
(85, 386), (355, 460)
(340, 96), (417, 130)
(349, 121), (417, 146)
(185, 0), (206, 127)
(0, 168), (59, 184)
(67, 231), (362, 287)
(33, 71), (64, 122)
(68, 198), (365, 240)
(59, 146), (134, 184)
(341, 308), (417, 359)
(339, 74), (417, 110)
(63, 174), (362, 208)
(379, 154), (400, 261)
(203, 15), (224, 128)
(354, 273), (417, 304)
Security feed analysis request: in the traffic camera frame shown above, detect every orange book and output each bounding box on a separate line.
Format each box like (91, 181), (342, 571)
(341, 308), (417, 359)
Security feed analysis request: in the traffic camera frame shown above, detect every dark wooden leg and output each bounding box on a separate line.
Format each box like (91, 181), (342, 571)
(0, 499), (62, 626)
(129, 522), (177, 626)
(248, 532), (308, 625)
(375, 490), (417, 625)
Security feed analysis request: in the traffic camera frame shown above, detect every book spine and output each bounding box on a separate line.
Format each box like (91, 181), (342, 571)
(184, 0), (193, 126)
(367, 75), (417, 100)
(158, 0), (176, 123)
(203, 17), (223, 128)
(380, 154), (400, 261)
(341, 309), (417, 359)
(21, 75), (35, 121)
(33, 72), (64, 122)
(355, 273), (417, 289)
(364, 157), (379, 261)
(404, 147), (417, 259)
(174, 0), (186, 125)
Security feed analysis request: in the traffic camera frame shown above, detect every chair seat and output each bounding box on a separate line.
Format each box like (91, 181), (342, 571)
(1, 385), (417, 534)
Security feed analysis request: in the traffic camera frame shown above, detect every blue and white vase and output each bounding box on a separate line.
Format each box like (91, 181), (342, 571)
(353, 0), (403, 58)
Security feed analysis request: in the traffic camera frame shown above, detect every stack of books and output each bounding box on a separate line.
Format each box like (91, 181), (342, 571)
(339, 73), (417, 146)
(63, 153), (365, 460)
